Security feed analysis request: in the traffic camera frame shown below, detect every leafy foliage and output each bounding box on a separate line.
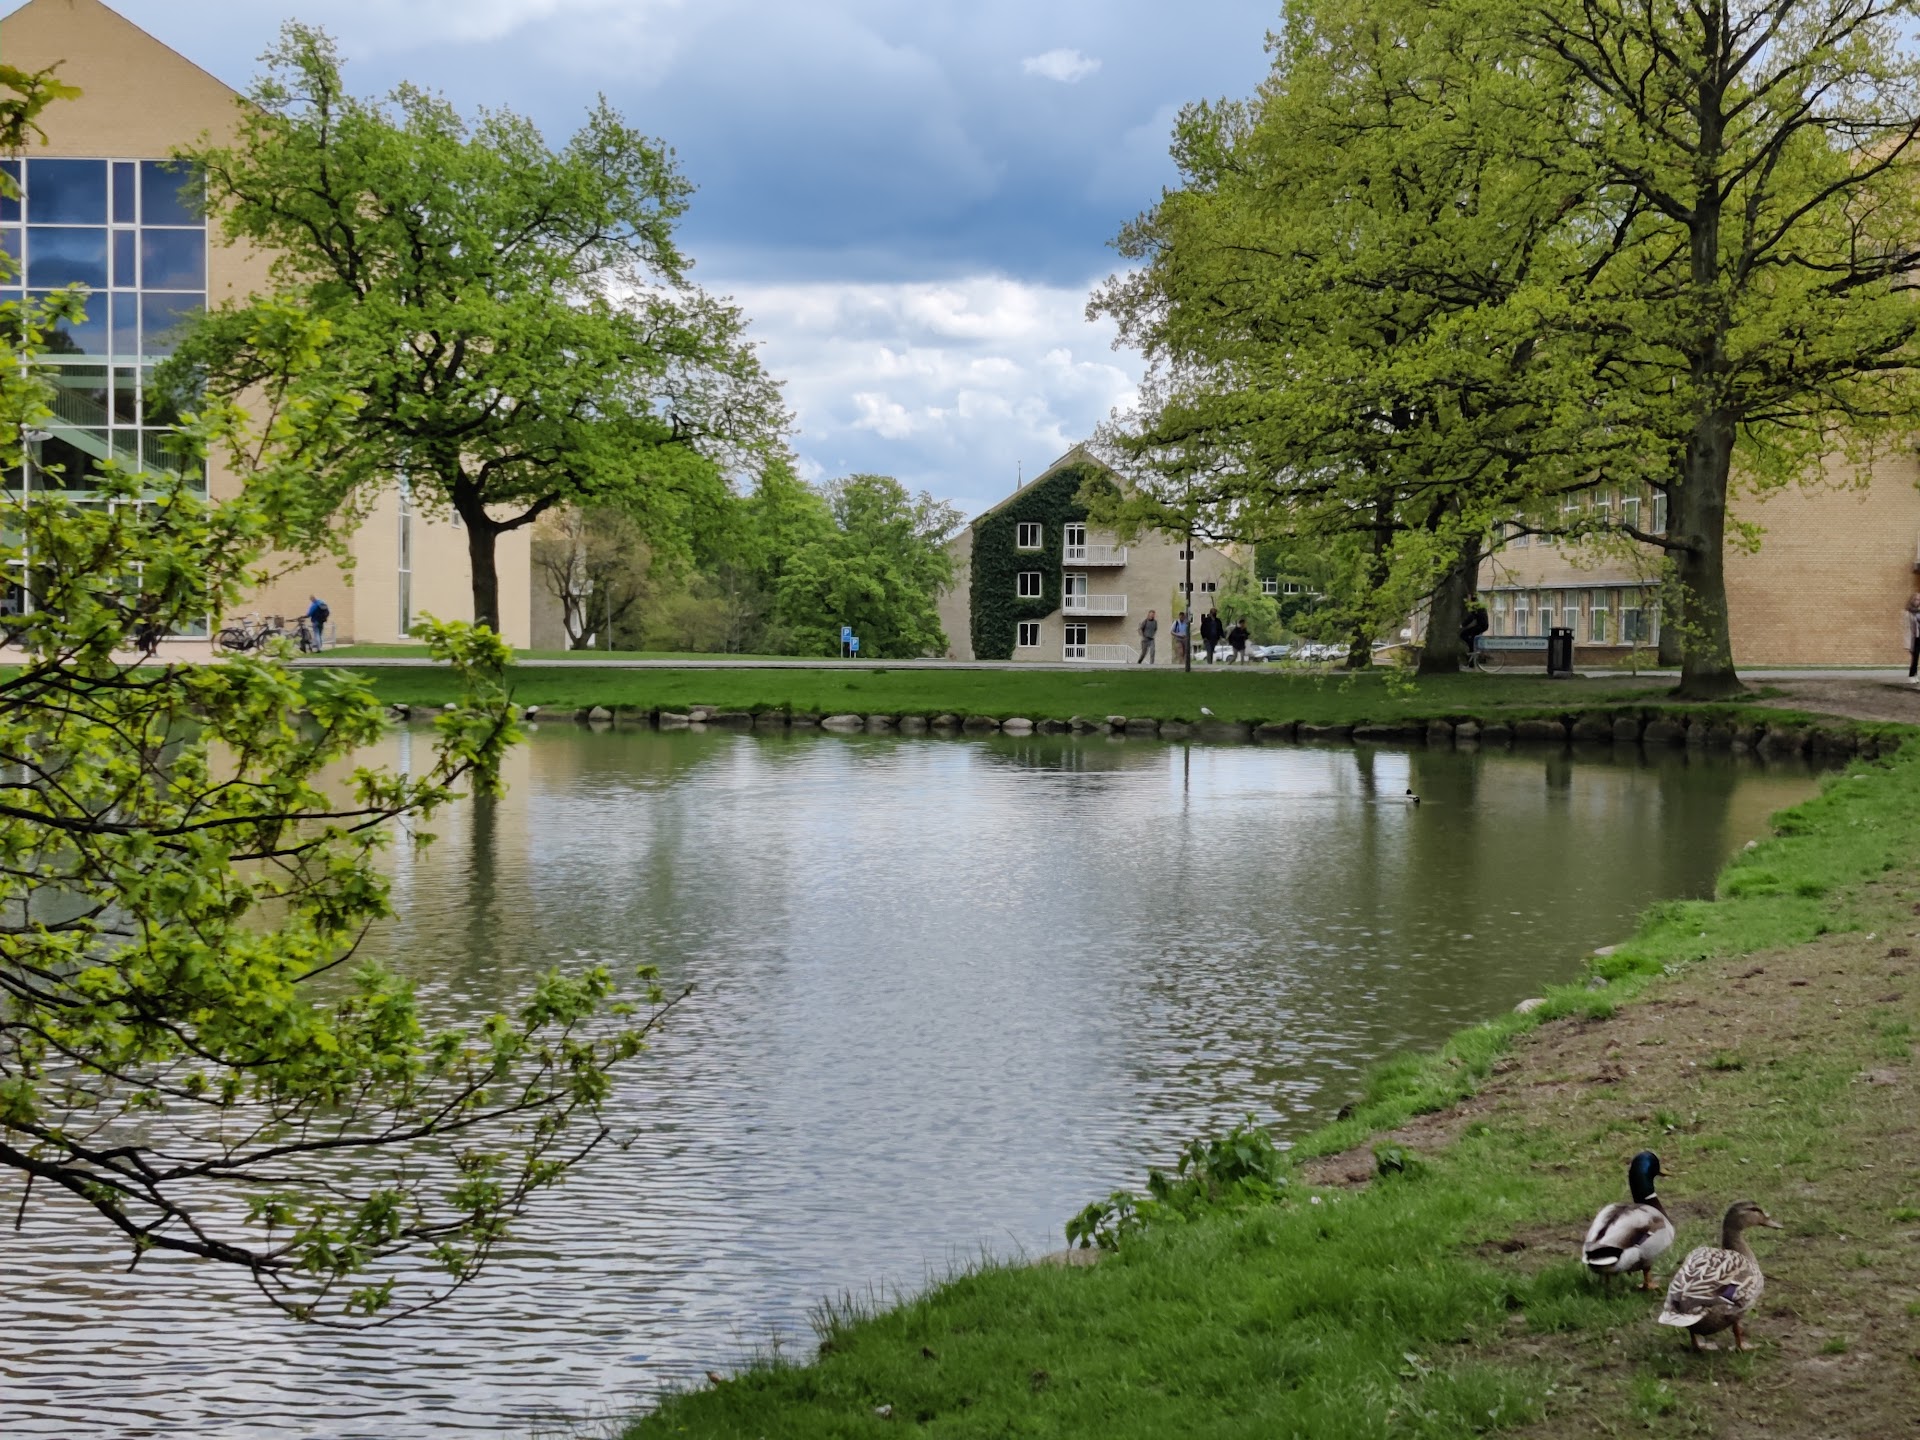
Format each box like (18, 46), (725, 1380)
(1064, 1117), (1287, 1251)
(0, 287), (663, 1320)
(168, 23), (786, 632)
(772, 474), (961, 657)
(968, 461), (1113, 660)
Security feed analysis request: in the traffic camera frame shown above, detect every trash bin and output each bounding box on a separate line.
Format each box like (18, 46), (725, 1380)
(1547, 626), (1575, 677)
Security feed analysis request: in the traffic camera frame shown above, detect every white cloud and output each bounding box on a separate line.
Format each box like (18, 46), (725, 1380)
(1021, 48), (1102, 84)
(722, 275), (1138, 515)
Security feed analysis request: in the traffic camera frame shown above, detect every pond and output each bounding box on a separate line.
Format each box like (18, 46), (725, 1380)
(0, 727), (1827, 1437)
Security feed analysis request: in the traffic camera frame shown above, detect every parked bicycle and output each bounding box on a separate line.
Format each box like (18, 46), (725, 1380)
(214, 614), (289, 653)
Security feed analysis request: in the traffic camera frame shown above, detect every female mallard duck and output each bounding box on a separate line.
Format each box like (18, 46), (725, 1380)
(1658, 1200), (1783, 1351)
(1582, 1150), (1674, 1289)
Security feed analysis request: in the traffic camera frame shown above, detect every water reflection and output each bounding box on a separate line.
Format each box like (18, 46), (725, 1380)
(0, 729), (1824, 1438)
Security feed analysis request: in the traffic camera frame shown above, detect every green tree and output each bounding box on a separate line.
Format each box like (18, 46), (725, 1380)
(531, 506), (654, 650)
(773, 474), (960, 657)
(1509, 0), (1920, 697)
(169, 23), (786, 634)
(1091, 0), (1597, 674)
(0, 70), (663, 1310)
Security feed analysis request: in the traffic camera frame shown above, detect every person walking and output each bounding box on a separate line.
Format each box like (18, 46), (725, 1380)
(304, 594), (331, 653)
(1460, 593), (1490, 668)
(1136, 609), (1158, 664)
(1171, 610), (1190, 665)
(1200, 607), (1224, 663)
(1906, 592), (1920, 681)
(1227, 617), (1250, 664)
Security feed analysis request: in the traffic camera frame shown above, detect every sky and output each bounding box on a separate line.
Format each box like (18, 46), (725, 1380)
(108, 0), (1284, 518)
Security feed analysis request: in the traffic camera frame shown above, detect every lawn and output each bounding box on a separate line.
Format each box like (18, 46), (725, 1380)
(345, 664), (1696, 726)
(625, 744), (1920, 1438)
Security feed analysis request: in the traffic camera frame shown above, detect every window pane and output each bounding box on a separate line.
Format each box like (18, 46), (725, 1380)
(140, 229), (204, 290)
(112, 368), (140, 425)
(143, 431), (198, 479)
(27, 159), (108, 224)
(112, 162), (137, 224)
(0, 161), (18, 223)
(0, 227), (17, 281)
(47, 365), (109, 427)
(112, 229), (136, 288)
(140, 291), (204, 356)
(33, 290), (107, 355)
(27, 227), (108, 289)
(36, 429), (107, 488)
(140, 161), (202, 227)
(110, 294), (139, 359)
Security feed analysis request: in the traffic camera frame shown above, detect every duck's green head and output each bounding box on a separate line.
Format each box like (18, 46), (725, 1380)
(1627, 1150), (1663, 1202)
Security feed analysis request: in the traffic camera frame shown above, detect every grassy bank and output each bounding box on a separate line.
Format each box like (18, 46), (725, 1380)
(349, 664), (1780, 729)
(627, 744), (1920, 1438)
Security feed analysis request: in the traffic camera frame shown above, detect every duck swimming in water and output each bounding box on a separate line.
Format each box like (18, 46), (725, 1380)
(1581, 1150), (1674, 1290)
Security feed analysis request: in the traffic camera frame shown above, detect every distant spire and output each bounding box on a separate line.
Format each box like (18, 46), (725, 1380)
(1017, 461), (1022, 491)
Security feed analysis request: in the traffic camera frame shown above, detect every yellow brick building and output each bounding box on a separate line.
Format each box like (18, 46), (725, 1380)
(1476, 457), (1920, 667)
(0, 0), (538, 646)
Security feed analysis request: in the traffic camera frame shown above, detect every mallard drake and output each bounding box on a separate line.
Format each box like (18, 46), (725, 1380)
(1658, 1200), (1783, 1350)
(1582, 1150), (1674, 1289)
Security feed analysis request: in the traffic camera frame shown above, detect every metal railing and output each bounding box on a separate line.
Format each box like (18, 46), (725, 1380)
(1063, 642), (1136, 663)
(1062, 543), (1127, 566)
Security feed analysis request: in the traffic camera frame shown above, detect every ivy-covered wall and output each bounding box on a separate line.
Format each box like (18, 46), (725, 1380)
(969, 461), (1113, 660)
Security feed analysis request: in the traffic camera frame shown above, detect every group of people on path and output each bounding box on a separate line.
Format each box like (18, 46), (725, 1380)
(1139, 607), (1251, 665)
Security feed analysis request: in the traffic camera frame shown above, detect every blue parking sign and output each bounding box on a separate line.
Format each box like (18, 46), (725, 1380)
(850, 636), (860, 653)
(841, 625), (853, 644)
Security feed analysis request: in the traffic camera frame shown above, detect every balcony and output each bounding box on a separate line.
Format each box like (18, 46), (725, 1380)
(1061, 593), (1127, 617)
(1063, 643), (1136, 663)
(1062, 542), (1127, 566)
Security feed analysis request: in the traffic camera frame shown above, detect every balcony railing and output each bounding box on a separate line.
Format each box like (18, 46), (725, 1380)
(1061, 593), (1127, 617)
(1063, 643), (1136, 663)
(1062, 543), (1127, 566)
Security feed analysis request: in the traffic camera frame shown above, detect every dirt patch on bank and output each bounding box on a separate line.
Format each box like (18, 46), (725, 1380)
(1450, 894), (1920, 1438)
(1762, 676), (1920, 726)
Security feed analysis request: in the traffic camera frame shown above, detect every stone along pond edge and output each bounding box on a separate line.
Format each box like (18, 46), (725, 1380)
(390, 697), (1909, 759)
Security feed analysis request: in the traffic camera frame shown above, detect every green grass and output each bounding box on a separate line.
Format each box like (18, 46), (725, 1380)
(347, 665), (1714, 726)
(319, 644), (803, 662)
(624, 743), (1920, 1439)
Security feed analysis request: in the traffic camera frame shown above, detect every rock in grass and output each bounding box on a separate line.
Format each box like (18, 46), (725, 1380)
(1256, 721), (1298, 740)
(1570, 715), (1613, 742)
(1426, 720), (1455, 746)
(864, 714), (896, 732)
(1511, 718), (1564, 743)
(1642, 718), (1687, 746)
(1125, 717), (1161, 736)
(709, 711), (754, 729)
(1453, 721), (1481, 742)
(1514, 997), (1548, 1015)
(898, 715), (929, 734)
(930, 713), (960, 729)
(657, 711), (691, 729)
(1157, 720), (1192, 739)
(1000, 717), (1035, 734)
(1067, 715), (1096, 732)
(1297, 722), (1355, 741)
(821, 714), (863, 732)
(1195, 720), (1252, 741)
(1612, 716), (1644, 743)
(961, 714), (999, 733)
(789, 713), (822, 728)
(1105, 714), (1128, 730)
(586, 705), (613, 723)
(752, 711), (788, 730)
(1479, 721), (1513, 744)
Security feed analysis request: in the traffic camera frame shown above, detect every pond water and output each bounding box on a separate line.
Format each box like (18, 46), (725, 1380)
(0, 727), (1826, 1437)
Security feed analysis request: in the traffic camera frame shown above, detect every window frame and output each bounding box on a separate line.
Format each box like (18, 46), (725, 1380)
(1015, 570), (1043, 599)
(1015, 521), (1042, 551)
(1016, 620), (1041, 648)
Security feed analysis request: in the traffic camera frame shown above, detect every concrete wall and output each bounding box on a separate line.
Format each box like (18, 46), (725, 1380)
(0, 0), (534, 648)
(936, 525), (975, 659)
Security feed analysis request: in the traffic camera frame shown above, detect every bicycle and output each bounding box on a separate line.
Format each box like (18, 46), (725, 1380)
(215, 614), (289, 653)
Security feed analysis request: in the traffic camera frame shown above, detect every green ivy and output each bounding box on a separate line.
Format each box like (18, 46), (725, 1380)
(969, 461), (1115, 660)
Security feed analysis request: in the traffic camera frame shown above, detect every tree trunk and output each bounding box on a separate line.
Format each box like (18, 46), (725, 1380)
(1348, 502), (1393, 668)
(456, 492), (504, 635)
(1672, 416), (1741, 698)
(1417, 535), (1482, 676)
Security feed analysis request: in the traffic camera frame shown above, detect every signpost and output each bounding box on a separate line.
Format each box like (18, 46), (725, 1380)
(841, 625), (853, 660)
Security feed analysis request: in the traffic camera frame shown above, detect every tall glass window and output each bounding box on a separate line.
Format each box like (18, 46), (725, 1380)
(4, 157), (209, 630)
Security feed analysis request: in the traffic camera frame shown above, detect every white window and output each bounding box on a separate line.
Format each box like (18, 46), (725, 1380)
(1592, 489), (1612, 523)
(1016, 521), (1042, 550)
(1062, 523), (1087, 561)
(1016, 571), (1043, 598)
(1062, 572), (1088, 609)
(1200, 580), (1217, 594)
(1589, 601), (1608, 643)
(1492, 594), (1509, 635)
(397, 474), (414, 636)
(1260, 577), (1279, 595)
(1177, 547), (1194, 561)
(1651, 492), (1668, 534)
(1513, 597), (1529, 632)
(1621, 605), (1647, 643)
(1539, 605), (1555, 636)
(1063, 622), (1088, 660)
(1284, 581), (1303, 594)
(1621, 493), (1641, 531)
(1016, 621), (1041, 648)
